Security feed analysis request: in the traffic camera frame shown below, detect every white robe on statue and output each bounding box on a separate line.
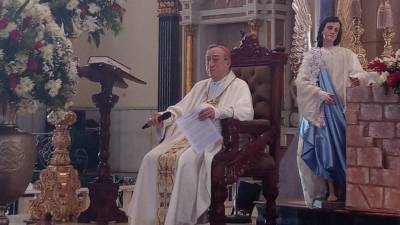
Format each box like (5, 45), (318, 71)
(295, 46), (375, 206)
(126, 71), (254, 225)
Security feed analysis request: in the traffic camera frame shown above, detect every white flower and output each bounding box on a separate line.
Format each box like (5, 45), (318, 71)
(84, 16), (99, 32)
(46, 22), (61, 35)
(33, 4), (52, 21)
(43, 64), (50, 72)
(1, 0), (77, 117)
(396, 49), (400, 59)
(378, 71), (389, 85)
(15, 77), (34, 96)
(15, 53), (28, 65)
(45, 79), (62, 97)
(7, 53), (28, 73)
(88, 3), (101, 14)
(40, 44), (54, 61)
(383, 56), (396, 66)
(0, 22), (17, 38)
(68, 61), (79, 80)
(64, 101), (74, 109)
(47, 110), (68, 124)
(66, 0), (80, 10)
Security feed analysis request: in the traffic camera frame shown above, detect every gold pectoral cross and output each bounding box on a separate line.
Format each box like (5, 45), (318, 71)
(206, 98), (219, 107)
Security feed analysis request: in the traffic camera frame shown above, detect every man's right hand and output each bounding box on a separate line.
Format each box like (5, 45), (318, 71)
(147, 112), (164, 128)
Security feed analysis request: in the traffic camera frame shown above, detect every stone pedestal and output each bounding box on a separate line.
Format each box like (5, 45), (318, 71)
(346, 86), (400, 214)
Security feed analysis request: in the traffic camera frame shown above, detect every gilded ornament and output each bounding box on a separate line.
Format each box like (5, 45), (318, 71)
(29, 112), (83, 222)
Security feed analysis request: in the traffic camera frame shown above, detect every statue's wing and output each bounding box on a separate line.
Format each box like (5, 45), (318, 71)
(289, 0), (312, 77)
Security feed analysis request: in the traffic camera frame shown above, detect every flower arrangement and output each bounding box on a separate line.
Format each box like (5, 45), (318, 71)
(367, 49), (400, 95)
(0, 0), (78, 124)
(41, 0), (126, 47)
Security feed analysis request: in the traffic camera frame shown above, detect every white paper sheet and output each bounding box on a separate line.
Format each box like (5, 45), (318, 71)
(176, 106), (222, 153)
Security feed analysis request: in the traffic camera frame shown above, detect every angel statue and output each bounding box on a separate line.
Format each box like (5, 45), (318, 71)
(291, 4), (378, 208)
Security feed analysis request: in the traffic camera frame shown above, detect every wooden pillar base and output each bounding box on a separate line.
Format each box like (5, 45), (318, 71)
(78, 182), (127, 224)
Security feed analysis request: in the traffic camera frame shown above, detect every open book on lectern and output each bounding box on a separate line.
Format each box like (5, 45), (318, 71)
(88, 56), (131, 75)
(86, 56), (146, 86)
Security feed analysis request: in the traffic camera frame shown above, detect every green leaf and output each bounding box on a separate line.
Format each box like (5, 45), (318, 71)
(12, 0), (30, 20)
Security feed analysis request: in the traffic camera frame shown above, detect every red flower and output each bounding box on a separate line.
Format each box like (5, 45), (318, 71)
(22, 16), (32, 30)
(9, 29), (22, 41)
(8, 73), (18, 90)
(386, 72), (400, 87)
(34, 41), (45, 50)
(367, 59), (387, 73)
(0, 16), (9, 30)
(79, 4), (89, 13)
(28, 58), (39, 71)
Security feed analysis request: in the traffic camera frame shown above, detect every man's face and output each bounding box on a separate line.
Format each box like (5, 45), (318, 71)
(205, 47), (231, 81)
(322, 22), (340, 45)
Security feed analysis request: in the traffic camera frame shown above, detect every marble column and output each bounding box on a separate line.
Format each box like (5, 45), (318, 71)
(158, 0), (180, 111)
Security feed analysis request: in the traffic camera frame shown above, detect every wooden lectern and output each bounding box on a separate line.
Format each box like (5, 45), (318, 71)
(77, 56), (146, 224)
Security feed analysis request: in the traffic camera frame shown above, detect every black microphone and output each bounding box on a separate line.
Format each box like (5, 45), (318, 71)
(142, 112), (172, 129)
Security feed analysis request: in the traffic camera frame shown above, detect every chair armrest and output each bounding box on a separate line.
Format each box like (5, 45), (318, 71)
(219, 118), (272, 156)
(236, 119), (271, 134)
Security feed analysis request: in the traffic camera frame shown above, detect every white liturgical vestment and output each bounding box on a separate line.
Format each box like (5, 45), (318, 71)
(126, 71), (254, 225)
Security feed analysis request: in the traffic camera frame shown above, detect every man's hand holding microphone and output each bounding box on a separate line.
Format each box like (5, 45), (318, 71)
(142, 106), (216, 129)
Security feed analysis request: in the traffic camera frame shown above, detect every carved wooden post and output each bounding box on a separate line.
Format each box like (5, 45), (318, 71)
(77, 59), (145, 224)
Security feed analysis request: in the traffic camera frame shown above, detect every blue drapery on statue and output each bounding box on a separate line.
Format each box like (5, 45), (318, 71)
(299, 68), (346, 185)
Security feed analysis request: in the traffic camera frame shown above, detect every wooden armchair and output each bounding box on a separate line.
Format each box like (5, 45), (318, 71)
(210, 33), (287, 225)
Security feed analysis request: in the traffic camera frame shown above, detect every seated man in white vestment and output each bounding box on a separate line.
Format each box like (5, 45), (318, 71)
(126, 44), (254, 225)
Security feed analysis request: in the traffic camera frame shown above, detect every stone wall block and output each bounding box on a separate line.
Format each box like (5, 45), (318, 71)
(347, 103), (361, 112)
(346, 184), (369, 209)
(357, 147), (383, 168)
(346, 110), (359, 125)
(347, 147), (357, 166)
(384, 104), (400, 120)
(360, 104), (382, 121)
(397, 123), (400, 137)
(372, 87), (400, 103)
(385, 156), (400, 170)
(347, 167), (369, 184)
(347, 125), (374, 147)
(368, 122), (395, 138)
(370, 169), (400, 188)
(347, 86), (372, 103)
(382, 139), (400, 156)
(360, 185), (384, 209)
(384, 188), (400, 211)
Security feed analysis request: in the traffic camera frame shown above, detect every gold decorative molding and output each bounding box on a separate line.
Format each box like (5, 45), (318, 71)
(337, 0), (352, 49)
(29, 111), (83, 222)
(382, 27), (395, 57)
(183, 25), (194, 94)
(158, 0), (179, 16)
(248, 19), (258, 34)
(351, 17), (367, 68)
